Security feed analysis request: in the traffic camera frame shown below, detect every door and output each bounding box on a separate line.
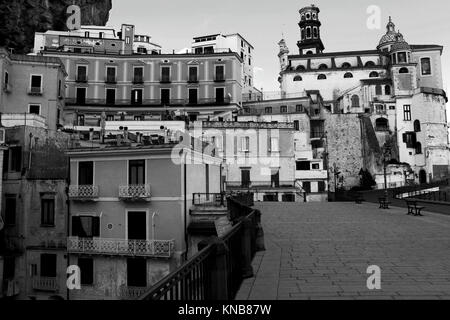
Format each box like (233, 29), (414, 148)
(76, 88), (86, 105)
(161, 89), (170, 105)
(271, 170), (280, 188)
(78, 161), (93, 185)
(188, 88), (198, 104)
(127, 258), (147, 287)
(215, 88), (224, 104)
(106, 89), (115, 105)
(419, 170), (427, 184)
(241, 169), (250, 188)
(127, 211), (147, 240)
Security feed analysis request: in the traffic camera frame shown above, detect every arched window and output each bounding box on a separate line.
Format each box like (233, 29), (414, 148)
(369, 71), (379, 78)
(344, 72), (353, 78)
(375, 85), (382, 95)
(293, 75), (303, 81)
(341, 62), (351, 69)
(313, 27), (318, 38)
(306, 50), (313, 55)
(306, 27), (311, 38)
(375, 118), (389, 131)
(301, 28), (305, 40)
(414, 120), (421, 132)
(296, 65), (306, 71)
(351, 95), (360, 107)
(399, 67), (409, 74)
(317, 74), (327, 80)
(415, 142), (422, 154)
(365, 61), (375, 67)
(385, 85), (391, 95)
(318, 64), (328, 70)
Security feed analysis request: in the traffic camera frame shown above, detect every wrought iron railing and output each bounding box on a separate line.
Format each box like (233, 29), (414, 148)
(32, 277), (59, 292)
(68, 185), (99, 199)
(118, 184), (151, 200)
(65, 97), (232, 106)
(67, 237), (175, 257)
(28, 87), (42, 95)
(120, 286), (148, 300)
(140, 197), (264, 300)
(192, 193), (226, 207)
(226, 181), (296, 189)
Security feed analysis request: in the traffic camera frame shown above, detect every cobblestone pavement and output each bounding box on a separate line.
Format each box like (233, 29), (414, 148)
(236, 202), (450, 300)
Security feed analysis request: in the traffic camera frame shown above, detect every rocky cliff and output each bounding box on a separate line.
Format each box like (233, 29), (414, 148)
(0, 0), (112, 53)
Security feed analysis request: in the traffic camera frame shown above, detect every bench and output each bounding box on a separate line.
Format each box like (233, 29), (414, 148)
(378, 197), (391, 209)
(405, 199), (425, 216)
(354, 192), (365, 204)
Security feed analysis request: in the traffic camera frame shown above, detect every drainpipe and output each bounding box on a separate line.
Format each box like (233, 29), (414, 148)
(151, 212), (158, 241)
(183, 149), (188, 261)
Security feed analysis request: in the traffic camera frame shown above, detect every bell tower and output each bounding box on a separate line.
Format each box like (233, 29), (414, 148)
(297, 4), (324, 55)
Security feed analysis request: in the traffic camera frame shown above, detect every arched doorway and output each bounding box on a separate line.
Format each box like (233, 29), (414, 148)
(419, 170), (427, 184)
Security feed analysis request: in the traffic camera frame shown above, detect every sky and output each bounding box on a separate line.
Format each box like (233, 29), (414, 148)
(108, 0), (450, 99)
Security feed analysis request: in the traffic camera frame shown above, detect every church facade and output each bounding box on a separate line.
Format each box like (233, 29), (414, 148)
(278, 4), (449, 188)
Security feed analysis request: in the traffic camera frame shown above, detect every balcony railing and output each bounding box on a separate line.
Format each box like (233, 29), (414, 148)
(160, 77), (171, 84)
(67, 237), (175, 257)
(68, 185), (99, 200)
(105, 76), (117, 84)
(187, 76), (198, 83)
(214, 75), (225, 82)
(28, 87), (42, 95)
(310, 131), (325, 139)
(192, 193), (226, 207)
(119, 184), (151, 200)
(120, 286), (148, 300)
(76, 75), (88, 83)
(133, 76), (144, 84)
(65, 97), (232, 107)
(226, 181), (296, 190)
(32, 277), (59, 292)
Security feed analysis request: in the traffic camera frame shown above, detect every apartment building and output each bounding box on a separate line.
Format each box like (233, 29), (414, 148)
(0, 48), (66, 131)
(66, 132), (222, 300)
(192, 33), (260, 99)
(32, 24), (243, 129)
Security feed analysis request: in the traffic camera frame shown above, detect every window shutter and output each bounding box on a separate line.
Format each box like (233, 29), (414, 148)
(402, 133), (407, 143)
(92, 217), (100, 237)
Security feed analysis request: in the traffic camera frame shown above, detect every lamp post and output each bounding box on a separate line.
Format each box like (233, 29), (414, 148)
(383, 145), (392, 198)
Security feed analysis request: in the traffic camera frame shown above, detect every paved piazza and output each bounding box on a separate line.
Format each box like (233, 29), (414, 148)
(236, 202), (450, 300)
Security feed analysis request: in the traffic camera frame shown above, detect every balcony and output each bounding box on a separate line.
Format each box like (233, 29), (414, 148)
(133, 76), (144, 84)
(160, 77), (171, 84)
(32, 277), (59, 292)
(214, 75), (225, 82)
(119, 184), (151, 200)
(226, 181), (296, 190)
(28, 87), (42, 95)
(192, 193), (226, 207)
(105, 76), (117, 84)
(187, 76), (198, 83)
(120, 286), (148, 300)
(65, 98), (233, 107)
(67, 237), (175, 257)
(68, 185), (99, 200)
(76, 75), (88, 83)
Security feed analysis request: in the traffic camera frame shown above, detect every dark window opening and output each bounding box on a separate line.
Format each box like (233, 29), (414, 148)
(421, 58), (431, 75)
(296, 161), (310, 171)
(5, 195), (16, 225)
(127, 258), (147, 287)
(79, 258), (94, 285)
(106, 89), (116, 105)
(129, 160), (145, 185)
(161, 89), (170, 105)
(76, 87), (86, 105)
(131, 89), (143, 105)
(10, 146), (22, 172)
(72, 216), (100, 238)
(303, 181), (311, 193)
(41, 197), (55, 226)
(414, 120), (421, 132)
(40, 254), (56, 277)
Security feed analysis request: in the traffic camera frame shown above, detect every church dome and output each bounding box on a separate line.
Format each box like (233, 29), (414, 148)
(390, 31), (411, 52)
(377, 17), (401, 49)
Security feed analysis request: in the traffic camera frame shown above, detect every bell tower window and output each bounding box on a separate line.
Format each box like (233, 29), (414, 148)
(306, 27), (311, 39)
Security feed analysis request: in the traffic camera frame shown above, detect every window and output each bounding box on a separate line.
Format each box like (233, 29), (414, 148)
(296, 105), (303, 112)
(341, 62), (351, 69)
(375, 118), (389, 131)
(375, 104), (385, 114)
(375, 85), (382, 95)
(160, 66), (170, 83)
(58, 80), (62, 97)
(85, 32), (90, 38)
(301, 28), (305, 40)
(129, 160), (145, 184)
(271, 170), (280, 187)
(127, 258), (147, 287)
(318, 181), (326, 192)
(99, 32), (104, 39)
(241, 169), (250, 188)
(385, 85), (391, 95)
(313, 27), (318, 38)
(414, 120), (421, 132)
(311, 163), (320, 170)
(78, 258), (94, 285)
(296, 65), (306, 71)
(41, 196), (55, 226)
(29, 104), (40, 115)
(76, 87), (86, 105)
(317, 74), (326, 80)
(161, 88), (170, 105)
(10, 146), (22, 172)
(40, 254), (56, 277)
(131, 89), (143, 105)
(403, 105), (411, 121)
(303, 181), (311, 193)
(344, 72), (353, 78)
(389, 105), (396, 110)
(415, 142), (422, 154)
(215, 65), (225, 81)
(241, 137), (250, 152)
(398, 52), (407, 64)
(215, 87), (225, 104)
(77, 66), (87, 82)
(365, 61), (375, 67)
(5, 195), (16, 225)
(106, 67), (116, 83)
(4, 71), (9, 85)
(106, 88), (116, 105)
(133, 67), (144, 83)
(77, 114), (85, 126)
(351, 95), (360, 108)
(399, 67), (409, 74)
(248, 58), (251, 66)
(125, 36), (130, 44)
(270, 138), (279, 152)
(296, 161), (310, 171)
(280, 106), (287, 113)
(30, 75), (42, 91)
(265, 107), (272, 114)
(294, 120), (300, 131)
(188, 88), (198, 104)
(293, 75), (303, 81)
(306, 27), (311, 38)
(188, 66), (198, 82)
(134, 115), (143, 121)
(318, 64), (328, 70)
(421, 58), (431, 75)
(369, 71), (379, 78)
(72, 216), (100, 238)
